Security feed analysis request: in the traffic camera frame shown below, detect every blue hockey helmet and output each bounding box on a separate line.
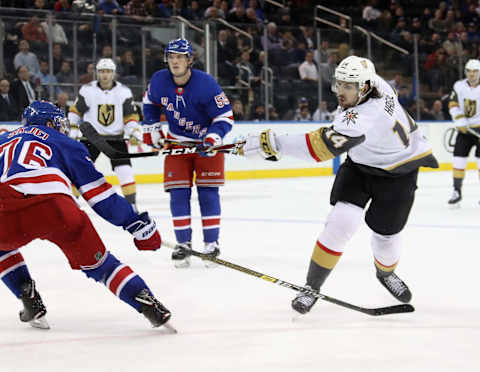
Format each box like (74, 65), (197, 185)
(164, 38), (193, 62)
(22, 100), (70, 135)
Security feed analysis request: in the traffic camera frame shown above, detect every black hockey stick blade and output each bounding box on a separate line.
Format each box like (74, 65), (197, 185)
(79, 121), (159, 159)
(161, 240), (415, 316)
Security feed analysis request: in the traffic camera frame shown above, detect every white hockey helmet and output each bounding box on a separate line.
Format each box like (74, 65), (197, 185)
(96, 58), (116, 72)
(465, 59), (480, 73)
(334, 55), (377, 91)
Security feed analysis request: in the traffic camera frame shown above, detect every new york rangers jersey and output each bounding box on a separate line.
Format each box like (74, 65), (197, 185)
(68, 81), (139, 136)
(143, 69), (233, 142)
(0, 126), (137, 227)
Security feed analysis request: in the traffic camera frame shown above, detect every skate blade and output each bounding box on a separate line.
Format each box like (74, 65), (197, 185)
(163, 322), (178, 334)
(448, 203), (461, 209)
(173, 258), (190, 268)
(30, 316), (50, 330)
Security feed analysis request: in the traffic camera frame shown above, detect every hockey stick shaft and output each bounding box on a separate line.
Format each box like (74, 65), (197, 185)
(161, 241), (414, 316)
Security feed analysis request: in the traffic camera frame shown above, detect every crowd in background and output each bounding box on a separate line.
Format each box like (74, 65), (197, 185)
(0, 0), (478, 121)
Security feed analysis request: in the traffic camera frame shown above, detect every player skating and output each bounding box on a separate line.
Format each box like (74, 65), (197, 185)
(447, 59), (480, 207)
(0, 101), (172, 330)
(68, 58), (142, 212)
(240, 56), (438, 314)
(142, 39), (234, 268)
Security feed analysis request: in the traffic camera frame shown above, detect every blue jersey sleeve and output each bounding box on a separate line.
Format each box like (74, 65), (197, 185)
(143, 73), (164, 124)
(203, 76), (234, 138)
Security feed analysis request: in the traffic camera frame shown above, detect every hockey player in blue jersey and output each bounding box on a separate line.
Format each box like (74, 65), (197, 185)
(0, 101), (172, 330)
(142, 38), (234, 268)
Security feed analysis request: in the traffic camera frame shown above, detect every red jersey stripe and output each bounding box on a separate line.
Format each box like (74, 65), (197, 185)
(108, 266), (134, 295)
(82, 182), (112, 201)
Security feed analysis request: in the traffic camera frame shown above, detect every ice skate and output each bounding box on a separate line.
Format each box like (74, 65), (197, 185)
(171, 242), (191, 268)
(291, 285), (318, 314)
(19, 280), (50, 330)
(135, 289), (175, 332)
(448, 189), (461, 208)
(376, 272), (412, 303)
(202, 241), (220, 268)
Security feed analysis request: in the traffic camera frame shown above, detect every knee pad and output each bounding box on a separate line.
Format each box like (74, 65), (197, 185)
(114, 165), (135, 185)
(318, 202), (363, 253)
(81, 251), (120, 283)
(371, 232), (402, 267)
(453, 157), (468, 170)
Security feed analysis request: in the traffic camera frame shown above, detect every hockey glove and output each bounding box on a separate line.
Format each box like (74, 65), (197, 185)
(199, 133), (222, 157)
(69, 125), (83, 141)
(125, 122), (143, 146)
(142, 122), (165, 149)
(239, 129), (281, 161)
(125, 212), (162, 251)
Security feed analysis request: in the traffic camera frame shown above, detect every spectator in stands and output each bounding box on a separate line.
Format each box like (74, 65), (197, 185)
(283, 97), (309, 121)
(227, 4), (246, 24)
(79, 63), (94, 84)
(465, 3), (480, 24)
(52, 43), (65, 75)
(276, 7), (292, 27)
(261, 22), (281, 51)
(412, 98), (435, 120)
(245, 7), (260, 25)
(314, 40), (329, 65)
(409, 17), (424, 35)
(55, 90), (69, 115)
(54, 0), (71, 12)
(156, 0), (173, 18)
(430, 99), (445, 120)
(217, 29), (238, 85)
(98, 0), (123, 15)
(293, 105), (312, 121)
(428, 9), (447, 34)
(397, 85), (414, 109)
(248, 0), (264, 22)
(56, 60), (74, 96)
(38, 59), (60, 98)
(32, 0), (51, 10)
(232, 99), (245, 121)
(237, 49), (254, 85)
(443, 32), (462, 57)
(423, 32), (443, 55)
(298, 50), (318, 83)
(0, 79), (20, 121)
(425, 48), (448, 92)
(388, 73), (403, 92)
(181, 0), (202, 21)
(467, 22), (480, 43)
(313, 100), (334, 121)
(117, 49), (140, 79)
(362, 0), (382, 31)
(21, 15), (47, 45)
(101, 45), (113, 60)
(250, 103), (265, 121)
(391, 17), (407, 44)
(268, 104), (279, 121)
(13, 40), (40, 80)
(319, 52), (337, 87)
(41, 14), (68, 46)
(297, 26), (315, 50)
(10, 66), (37, 114)
(124, 0), (151, 22)
(376, 10), (393, 38)
(444, 9), (456, 31)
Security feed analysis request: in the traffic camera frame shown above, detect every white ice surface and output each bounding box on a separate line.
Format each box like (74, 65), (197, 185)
(1, 171), (479, 372)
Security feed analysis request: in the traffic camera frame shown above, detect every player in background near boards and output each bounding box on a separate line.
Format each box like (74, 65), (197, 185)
(240, 56), (438, 314)
(0, 101), (171, 330)
(447, 59), (480, 207)
(68, 58), (142, 212)
(142, 38), (233, 268)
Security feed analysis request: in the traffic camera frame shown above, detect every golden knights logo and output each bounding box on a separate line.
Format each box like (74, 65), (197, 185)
(342, 109), (358, 126)
(97, 104), (115, 126)
(464, 99), (477, 118)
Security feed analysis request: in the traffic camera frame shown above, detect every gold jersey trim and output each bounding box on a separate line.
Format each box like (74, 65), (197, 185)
(385, 149), (433, 171)
(307, 128), (335, 162)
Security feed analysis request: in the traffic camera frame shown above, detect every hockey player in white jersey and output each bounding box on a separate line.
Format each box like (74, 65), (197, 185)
(240, 56), (438, 314)
(447, 59), (480, 206)
(68, 58), (142, 211)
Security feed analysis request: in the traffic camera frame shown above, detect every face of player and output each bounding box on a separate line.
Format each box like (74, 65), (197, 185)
(466, 69), (479, 86)
(335, 80), (360, 109)
(167, 53), (192, 82)
(97, 69), (114, 88)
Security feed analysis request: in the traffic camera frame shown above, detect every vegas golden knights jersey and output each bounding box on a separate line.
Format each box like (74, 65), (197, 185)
(448, 79), (480, 134)
(68, 81), (139, 136)
(303, 76), (437, 175)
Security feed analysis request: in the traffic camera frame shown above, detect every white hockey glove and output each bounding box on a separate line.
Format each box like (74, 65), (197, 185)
(69, 125), (82, 141)
(142, 122), (165, 148)
(199, 133), (222, 157)
(125, 122), (143, 146)
(239, 129), (281, 161)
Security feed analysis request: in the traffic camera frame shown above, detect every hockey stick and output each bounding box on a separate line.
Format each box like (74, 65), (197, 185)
(161, 241), (415, 316)
(79, 122), (244, 159)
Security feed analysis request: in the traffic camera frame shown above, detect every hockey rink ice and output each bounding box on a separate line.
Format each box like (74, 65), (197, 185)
(1, 171), (479, 372)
